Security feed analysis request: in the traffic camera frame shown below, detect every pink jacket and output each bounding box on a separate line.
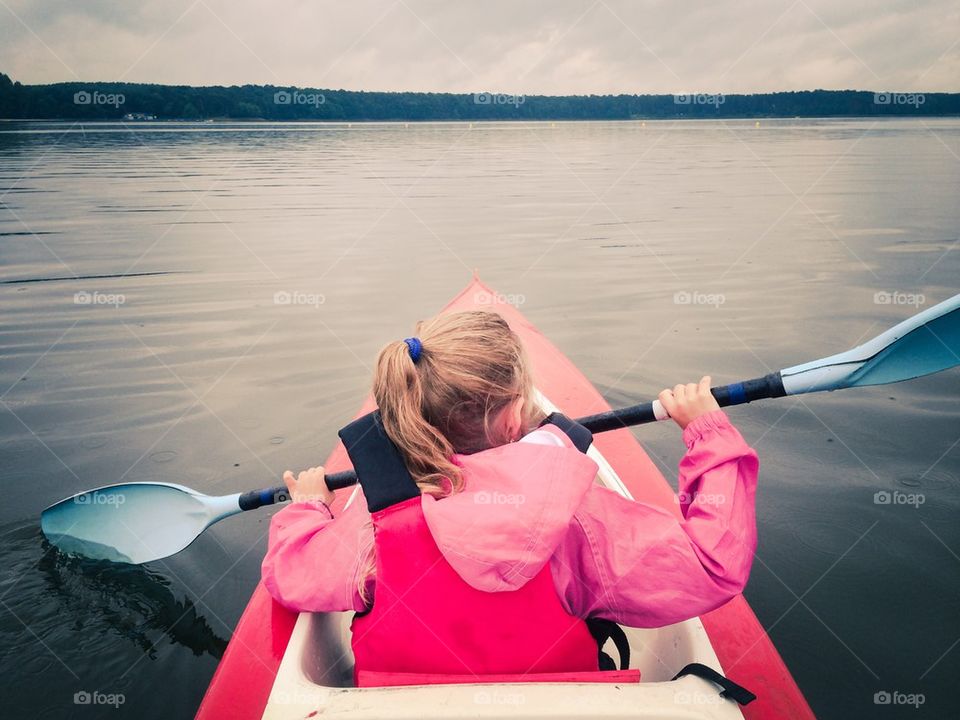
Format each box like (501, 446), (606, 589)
(262, 409), (759, 628)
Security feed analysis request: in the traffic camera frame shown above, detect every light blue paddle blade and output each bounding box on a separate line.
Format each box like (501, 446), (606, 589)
(40, 483), (242, 564)
(781, 294), (960, 395)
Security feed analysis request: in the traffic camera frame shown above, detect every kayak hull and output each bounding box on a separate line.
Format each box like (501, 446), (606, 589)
(196, 276), (814, 720)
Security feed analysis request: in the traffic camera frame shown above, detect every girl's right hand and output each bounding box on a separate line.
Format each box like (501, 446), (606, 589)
(658, 376), (721, 430)
(283, 466), (335, 506)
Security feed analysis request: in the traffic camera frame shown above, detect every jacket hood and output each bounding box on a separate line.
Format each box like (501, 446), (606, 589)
(420, 426), (598, 593)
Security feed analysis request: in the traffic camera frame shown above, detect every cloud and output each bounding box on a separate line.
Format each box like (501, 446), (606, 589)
(0, 0), (956, 92)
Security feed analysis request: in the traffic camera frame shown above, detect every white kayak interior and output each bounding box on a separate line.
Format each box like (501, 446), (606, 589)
(261, 392), (746, 719)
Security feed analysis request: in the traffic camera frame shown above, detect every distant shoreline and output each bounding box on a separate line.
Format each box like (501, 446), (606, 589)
(2, 73), (957, 121)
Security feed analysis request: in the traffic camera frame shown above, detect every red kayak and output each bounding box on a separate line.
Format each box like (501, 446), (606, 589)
(197, 276), (815, 720)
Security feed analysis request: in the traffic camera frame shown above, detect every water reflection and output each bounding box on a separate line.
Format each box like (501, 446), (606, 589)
(3, 523), (228, 661)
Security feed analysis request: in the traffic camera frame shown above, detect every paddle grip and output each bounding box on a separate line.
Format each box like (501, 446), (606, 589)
(577, 372), (786, 433)
(711, 372), (787, 409)
(325, 470), (358, 490)
(238, 486), (291, 511)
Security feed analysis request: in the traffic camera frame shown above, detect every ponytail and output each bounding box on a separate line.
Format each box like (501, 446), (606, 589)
(374, 339), (460, 494)
(372, 311), (539, 496)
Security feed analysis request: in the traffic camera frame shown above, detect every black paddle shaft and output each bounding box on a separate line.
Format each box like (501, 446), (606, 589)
(239, 371), (786, 505)
(578, 371), (786, 433)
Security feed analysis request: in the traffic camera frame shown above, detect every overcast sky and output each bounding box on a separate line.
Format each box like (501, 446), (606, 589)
(1, 0), (956, 93)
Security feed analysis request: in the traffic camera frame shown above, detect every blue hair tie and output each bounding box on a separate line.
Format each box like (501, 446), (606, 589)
(403, 337), (422, 363)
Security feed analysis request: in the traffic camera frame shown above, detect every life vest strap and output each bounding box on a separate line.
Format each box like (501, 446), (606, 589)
(339, 411), (419, 513)
(586, 617), (631, 671)
(540, 412), (593, 452)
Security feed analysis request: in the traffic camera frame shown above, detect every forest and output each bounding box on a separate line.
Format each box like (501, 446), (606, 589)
(1, 73), (956, 120)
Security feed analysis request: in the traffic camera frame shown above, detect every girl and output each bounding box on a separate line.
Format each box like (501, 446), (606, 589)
(262, 311), (758, 683)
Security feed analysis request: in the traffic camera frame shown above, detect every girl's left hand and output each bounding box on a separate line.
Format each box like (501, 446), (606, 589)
(283, 466), (335, 506)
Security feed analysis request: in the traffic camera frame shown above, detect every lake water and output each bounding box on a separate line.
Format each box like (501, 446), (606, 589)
(0, 119), (957, 719)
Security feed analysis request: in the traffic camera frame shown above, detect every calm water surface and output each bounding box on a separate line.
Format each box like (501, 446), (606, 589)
(1, 119), (958, 719)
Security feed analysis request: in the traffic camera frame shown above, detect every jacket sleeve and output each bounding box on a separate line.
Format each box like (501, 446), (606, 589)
(261, 491), (374, 613)
(550, 410), (758, 627)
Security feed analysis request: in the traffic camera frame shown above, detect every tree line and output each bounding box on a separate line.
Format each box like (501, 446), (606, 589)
(1, 73), (956, 120)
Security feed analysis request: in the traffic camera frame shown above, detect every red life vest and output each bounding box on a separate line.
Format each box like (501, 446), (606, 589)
(339, 412), (638, 688)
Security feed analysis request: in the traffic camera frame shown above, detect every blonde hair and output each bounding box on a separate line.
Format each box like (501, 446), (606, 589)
(356, 311), (540, 604)
(372, 310), (541, 496)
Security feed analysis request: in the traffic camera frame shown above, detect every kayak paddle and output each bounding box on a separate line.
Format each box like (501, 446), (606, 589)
(41, 292), (959, 564)
(581, 291), (960, 431)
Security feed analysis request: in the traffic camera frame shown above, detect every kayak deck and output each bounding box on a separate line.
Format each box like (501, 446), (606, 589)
(196, 276), (814, 720)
